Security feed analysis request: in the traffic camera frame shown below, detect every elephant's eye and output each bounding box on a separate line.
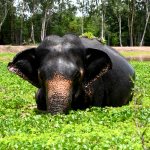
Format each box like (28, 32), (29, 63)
(73, 70), (81, 80)
(38, 70), (44, 82)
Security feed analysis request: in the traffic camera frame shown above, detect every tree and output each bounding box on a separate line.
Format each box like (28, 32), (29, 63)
(0, 0), (150, 46)
(0, 0), (12, 32)
(24, 0), (40, 44)
(49, 0), (77, 35)
(128, 0), (136, 46)
(139, 0), (150, 46)
(100, 0), (105, 40)
(77, 0), (87, 34)
(20, 0), (25, 44)
(40, 0), (54, 41)
(94, 0), (108, 40)
(109, 0), (128, 46)
(15, 0), (27, 44)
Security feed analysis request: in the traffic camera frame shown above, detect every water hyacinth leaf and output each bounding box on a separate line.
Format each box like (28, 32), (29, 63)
(0, 53), (150, 149)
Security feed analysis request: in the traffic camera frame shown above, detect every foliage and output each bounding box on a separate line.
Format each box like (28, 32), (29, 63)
(0, 53), (149, 149)
(80, 32), (96, 39)
(99, 37), (107, 45)
(111, 33), (119, 46)
(80, 32), (107, 45)
(0, 0), (150, 46)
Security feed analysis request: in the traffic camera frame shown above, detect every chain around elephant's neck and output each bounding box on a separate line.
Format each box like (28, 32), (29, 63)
(84, 64), (110, 97)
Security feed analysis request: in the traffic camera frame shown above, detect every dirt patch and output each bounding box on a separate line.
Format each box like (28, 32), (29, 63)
(0, 45), (150, 53)
(113, 47), (150, 61)
(126, 56), (150, 61)
(0, 45), (36, 53)
(1, 45), (150, 61)
(113, 46), (150, 52)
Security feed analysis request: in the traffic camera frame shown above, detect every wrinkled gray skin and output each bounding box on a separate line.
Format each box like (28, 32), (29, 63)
(8, 34), (135, 115)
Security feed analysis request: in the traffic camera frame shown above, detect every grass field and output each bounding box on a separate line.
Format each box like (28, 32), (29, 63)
(0, 53), (150, 149)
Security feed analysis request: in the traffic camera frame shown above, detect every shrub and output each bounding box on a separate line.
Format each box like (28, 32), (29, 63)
(80, 32), (96, 39)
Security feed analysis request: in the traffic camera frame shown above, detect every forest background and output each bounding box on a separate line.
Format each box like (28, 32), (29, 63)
(0, 0), (150, 46)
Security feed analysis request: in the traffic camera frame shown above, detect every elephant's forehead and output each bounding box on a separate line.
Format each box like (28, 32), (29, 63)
(51, 44), (62, 52)
(51, 42), (74, 52)
(46, 73), (72, 96)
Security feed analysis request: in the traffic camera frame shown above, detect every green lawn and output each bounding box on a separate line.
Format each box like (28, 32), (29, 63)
(0, 53), (150, 149)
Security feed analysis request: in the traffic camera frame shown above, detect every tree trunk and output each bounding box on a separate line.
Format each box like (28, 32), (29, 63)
(19, 0), (25, 45)
(130, 16), (134, 46)
(139, 1), (150, 46)
(81, 15), (84, 34)
(10, 7), (15, 44)
(107, 34), (110, 46)
(20, 17), (23, 45)
(81, 2), (84, 34)
(129, 0), (135, 46)
(101, 11), (104, 39)
(100, 0), (106, 41)
(0, 3), (8, 32)
(31, 21), (35, 44)
(118, 15), (122, 47)
(41, 11), (47, 41)
(0, 16), (7, 33)
(139, 13), (150, 46)
(30, 0), (36, 44)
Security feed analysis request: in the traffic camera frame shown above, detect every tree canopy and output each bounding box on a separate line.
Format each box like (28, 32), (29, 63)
(0, 0), (149, 46)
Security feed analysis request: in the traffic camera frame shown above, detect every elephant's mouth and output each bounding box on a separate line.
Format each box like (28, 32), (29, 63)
(47, 94), (71, 115)
(46, 73), (72, 114)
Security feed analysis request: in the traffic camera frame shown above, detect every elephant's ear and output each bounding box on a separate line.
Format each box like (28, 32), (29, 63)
(84, 48), (112, 82)
(7, 48), (40, 88)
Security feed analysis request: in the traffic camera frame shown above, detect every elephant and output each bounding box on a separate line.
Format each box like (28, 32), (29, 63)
(8, 34), (135, 115)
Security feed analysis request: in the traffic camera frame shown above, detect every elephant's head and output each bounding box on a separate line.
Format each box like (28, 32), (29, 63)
(8, 35), (112, 114)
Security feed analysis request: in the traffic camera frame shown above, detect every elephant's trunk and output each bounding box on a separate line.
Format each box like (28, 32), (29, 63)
(46, 74), (72, 115)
